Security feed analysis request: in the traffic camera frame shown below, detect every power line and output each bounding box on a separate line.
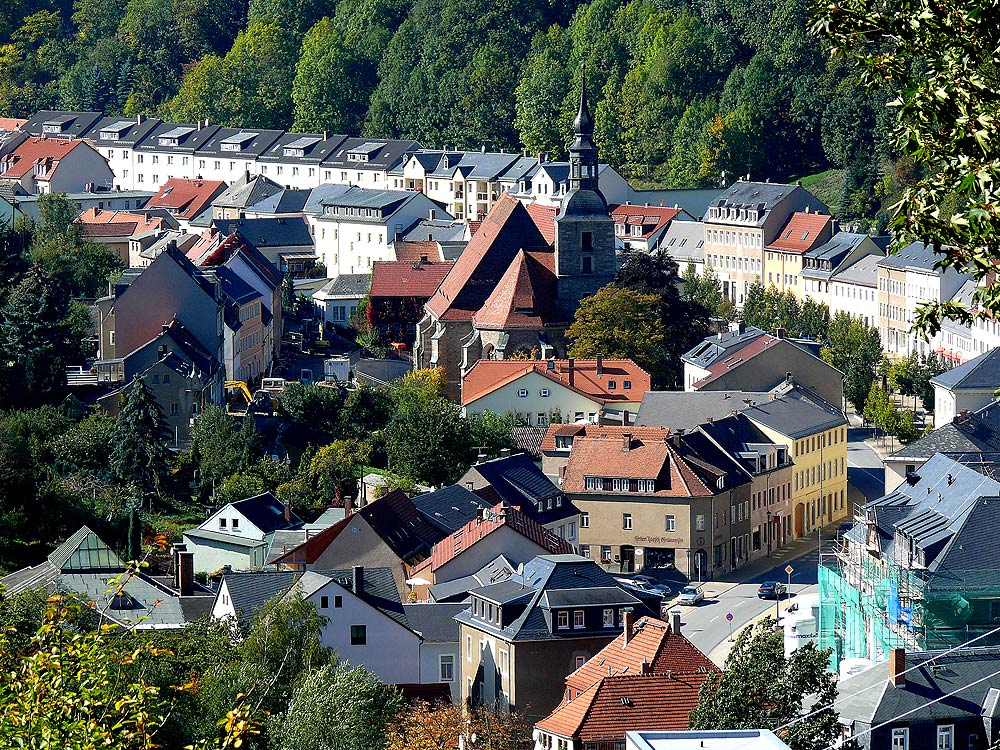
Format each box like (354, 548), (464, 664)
(827, 663), (1000, 750)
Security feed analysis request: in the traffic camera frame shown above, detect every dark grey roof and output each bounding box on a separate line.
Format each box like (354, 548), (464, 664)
(257, 132), (348, 165)
(428, 151), (521, 180)
(461, 454), (579, 524)
(455, 555), (654, 642)
(321, 137), (420, 171)
(497, 155), (538, 182)
(230, 493), (302, 534)
(402, 219), (467, 243)
(20, 110), (103, 138)
(837, 648), (1000, 726)
(556, 188), (609, 221)
(135, 121), (221, 154)
(222, 570), (300, 624)
(210, 217), (312, 249)
(85, 116), (163, 147)
(316, 567), (408, 628)
(800, 233), (881, 281)
(213, 174), (283, 209)
(195, 128), (284, 158)
(427, 555), (516, 603)
(743, 395), (847, 439)
(877, 240), (947, 272)
(930, 348), (1000, 391)
(320, 187), (414, 211)
(682, 327), (768, 369)
(864, 453), (1000, 571)
(303, 184), (353, 215)
(215, 265), (262, 306)
(246, 187), (311, 215)
(890, 412), (1000, 461)
(708, 181), (801, 214)
(403, 603), (468, 642)
(316, 273), (370, 299)
(412, 485), (493, 534)
(635, 390), (773, 430)
(830, 251), (881, 287)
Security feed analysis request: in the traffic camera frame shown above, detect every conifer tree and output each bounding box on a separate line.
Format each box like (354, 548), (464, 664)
(111, 376), (170, 498)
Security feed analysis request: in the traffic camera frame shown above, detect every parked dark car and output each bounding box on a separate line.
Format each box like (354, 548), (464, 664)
(757, 581), (786, 599)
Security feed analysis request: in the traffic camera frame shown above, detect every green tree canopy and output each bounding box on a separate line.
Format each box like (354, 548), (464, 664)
(110, 375), (170, 496)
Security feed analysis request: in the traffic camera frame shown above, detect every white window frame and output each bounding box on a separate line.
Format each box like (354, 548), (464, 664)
(557, 611), (569, 629)
(891, 727), (909, 750)
(665, 514), (676, 532)
(573, 610), (585, 629)
(936, 725), (953, 750)
(439, 654), (454, 682)
(623, 513), (633, 530)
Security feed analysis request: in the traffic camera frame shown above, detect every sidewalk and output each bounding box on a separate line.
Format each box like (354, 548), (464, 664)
(708, 599), (792, 666)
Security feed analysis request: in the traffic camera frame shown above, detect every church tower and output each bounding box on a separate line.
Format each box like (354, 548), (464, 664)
(554, 77), (616, 308)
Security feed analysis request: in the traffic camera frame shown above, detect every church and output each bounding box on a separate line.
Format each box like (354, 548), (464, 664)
(414, 84), (617, 399)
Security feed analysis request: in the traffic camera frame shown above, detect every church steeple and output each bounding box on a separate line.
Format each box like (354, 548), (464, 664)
(569, 75), (599, 192)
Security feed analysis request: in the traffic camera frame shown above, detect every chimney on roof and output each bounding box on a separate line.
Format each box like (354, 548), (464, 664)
(659, 200), (664, 207)
(670, 610), (682, 635)
(568, 358), (575, 387)
(137, 114), (142, 125)
(177, 548), (195, 597)
(352, 565), (364, 594)
(622, 433), (632, 452)
(805, 206), (810, 213)
(786, 371), (793, 385)
(323, 130), (328, 140)
(889, 647), (906, 687)
(775, 326), (787, 339)
(596, 354), (603, 377)
(640, 657), (651, 674)
(622, 608), (635, 647)
(731, 321), (745, 335)
(344, 495), (354, 516)
(500, 448), (511, 458)
(284, 499), (292, 523)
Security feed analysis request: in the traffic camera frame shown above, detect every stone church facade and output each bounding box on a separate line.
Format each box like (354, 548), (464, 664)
(414, 84), (616, 400)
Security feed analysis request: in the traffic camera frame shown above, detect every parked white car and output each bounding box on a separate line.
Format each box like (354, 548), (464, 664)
(677, 585), (705, 606)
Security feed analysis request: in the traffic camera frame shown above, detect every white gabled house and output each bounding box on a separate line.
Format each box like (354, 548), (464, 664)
(183, 492), (302, 574)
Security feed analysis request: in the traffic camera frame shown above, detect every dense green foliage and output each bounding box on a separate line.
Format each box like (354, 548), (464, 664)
(741, 279), (831, 340)
(820, 311), (882, 410)
(0, 0), (895, 212)
(690, 617), (841, 750)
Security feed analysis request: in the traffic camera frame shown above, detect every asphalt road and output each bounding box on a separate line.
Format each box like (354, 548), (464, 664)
(847, 427), (886, 504)
(664, 538), (837, 656)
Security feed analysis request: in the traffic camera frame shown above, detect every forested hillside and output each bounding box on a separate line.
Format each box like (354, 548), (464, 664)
(0, 0), (900, 218)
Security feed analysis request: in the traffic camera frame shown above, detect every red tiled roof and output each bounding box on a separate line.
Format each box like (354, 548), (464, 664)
(566, 616), (717, 695)
(77, 207), (170, 236)
(0, 118), (26, 131)
(463, 359), (651, 407)
(693, 335), (782, 388)
(536, 672), (712, 741)
(609, 205), (683, 240)
(425, 194), (550, 322)
(147, 178), (226, 220)
(561, 435), (714, 497)
(525, 203), (557, 245)
(270, 514), (353, 566)
(394, 240), (444, 263)
(1, 137), (84, 179)
(471, 250), (563, 330)
(370, 260), (453, 299)
(539, 424), (669, 452)
(767, 211), (832, 254)
(426, 503), (572, 572)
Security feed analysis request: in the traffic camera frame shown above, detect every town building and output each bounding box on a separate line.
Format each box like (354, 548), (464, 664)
(819, 453), (1000, 666)
(883, 402), (1000, 492)
(187, 127), (284, 185)
(76, 207), (178, 263)
(929, 348), (1000, 428)
(877, 242), (970, 359)
(742, 394), (849, 538)
(455, 554), (661, 722)
(835, 647), (1000, 750)
(1, 527), (214, 629)
(270, 490), (445, 591)
(313, 273), (370, 327)
(799, 233), (886, 325)
(207, 216), (315, 272)
(132, 120), (222, 186)
(661, 220), (706, 277)
(625, 731), (791, 750)
(145, 178), (228, 230)
(510, 160), (632, 209)
(416, 85), (617, 399)
(183, 493), (302, 573)
(82, 115), (164, 190)
(369, 259), (453, 342)
(310, 187), (447, 276)
(533, 614), (718, 750)
(0, 136), (113, 194)
(210, 172), (284, 221)
(762, 210), (834, 294)
(610, 204), (692, 253)
(256, 132), (349, 188)
(552, 425), (751, 576)
(703, 181), (828, 305)
(461, 358), (651, 427)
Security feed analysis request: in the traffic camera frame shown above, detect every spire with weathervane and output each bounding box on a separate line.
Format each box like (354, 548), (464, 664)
(568, 73), (599, 193)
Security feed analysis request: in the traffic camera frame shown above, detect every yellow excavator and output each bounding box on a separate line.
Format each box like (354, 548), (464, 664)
(224, 380), (275, 415)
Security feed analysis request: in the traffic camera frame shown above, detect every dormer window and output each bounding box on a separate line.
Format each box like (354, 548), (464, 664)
(607, 380), (616, 390)
(557, 611), (569, 629)
(540, 389), (550, 397)
(573, 610), (585, 629)
(517, 389), (528, 397)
